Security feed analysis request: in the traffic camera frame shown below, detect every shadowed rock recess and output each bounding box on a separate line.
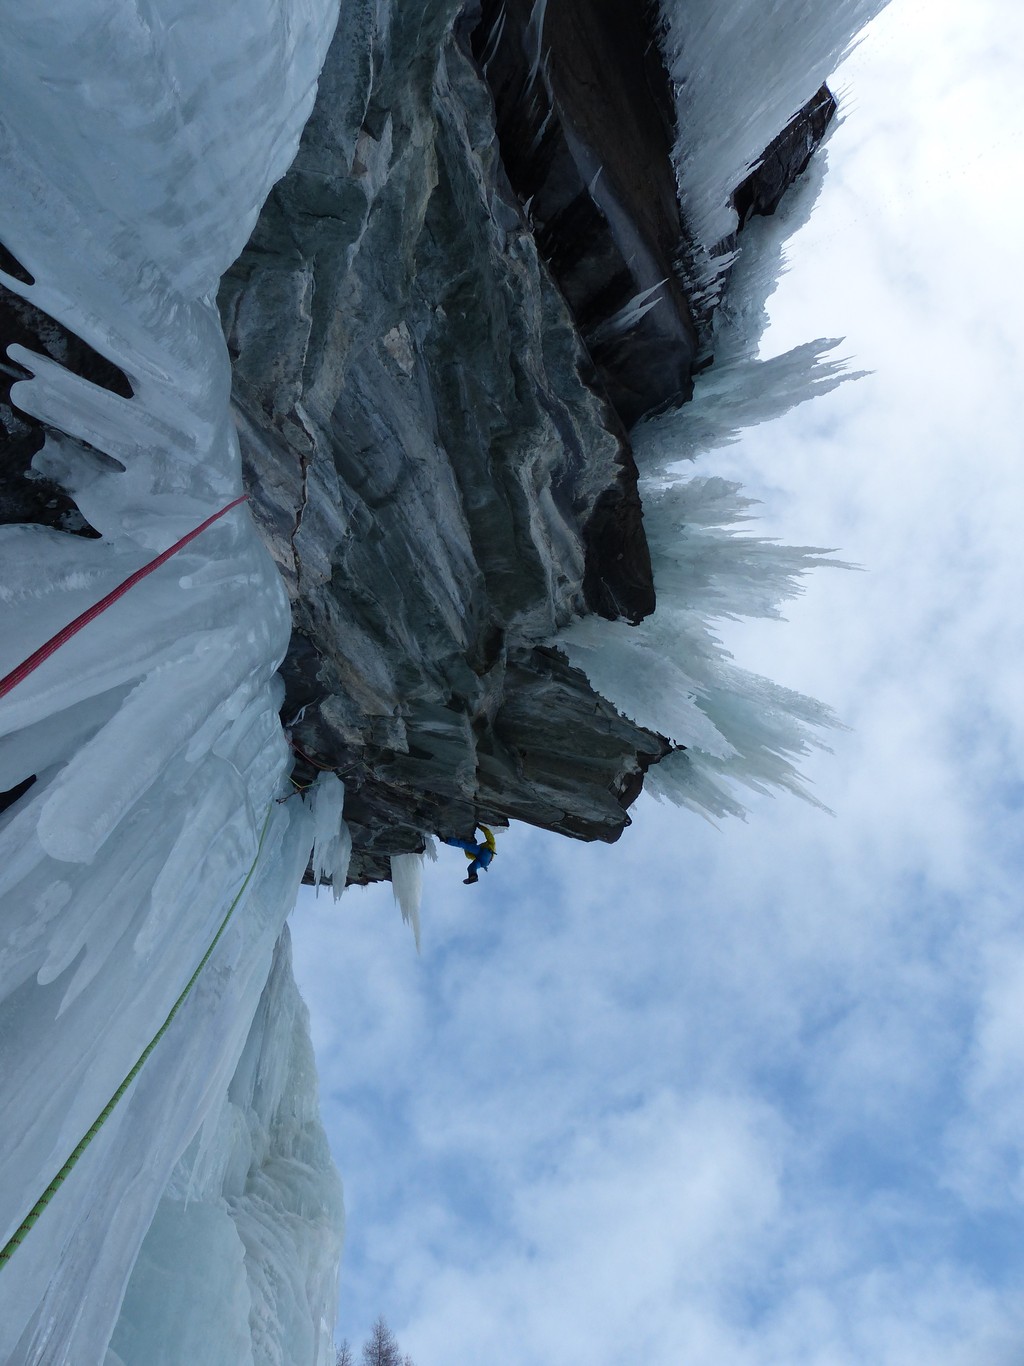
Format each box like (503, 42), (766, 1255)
(0, 1), (836, 886)
(0, 245), (132, 537)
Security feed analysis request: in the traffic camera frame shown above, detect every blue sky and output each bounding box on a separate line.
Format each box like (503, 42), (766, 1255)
(290, 0), (1024, 1360)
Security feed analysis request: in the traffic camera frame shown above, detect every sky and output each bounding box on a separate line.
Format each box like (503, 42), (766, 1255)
(290, 1), (1024, 1361)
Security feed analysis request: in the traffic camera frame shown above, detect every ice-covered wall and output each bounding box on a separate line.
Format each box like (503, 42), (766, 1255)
(107, 928), (344, 1366)
(0, 1), (342, 1361)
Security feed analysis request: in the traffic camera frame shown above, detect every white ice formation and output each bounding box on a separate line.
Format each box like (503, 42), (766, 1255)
(310, 774), (353, 900)
(661, 0), (887, 285)
(0, 0), (881, 1360)
(107, 928), (344, 1366)
(390, 854), (425, 953)
(562, 0), (882, 818)
(0, 1), (343, 1362)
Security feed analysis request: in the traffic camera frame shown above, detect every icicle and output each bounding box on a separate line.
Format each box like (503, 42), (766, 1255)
(586, 280), (668, 347)
(390, 853), (423, 952)
(525, 0), (550, 91)
(308, 773), (350, 895)
(479, 3), (507, 74)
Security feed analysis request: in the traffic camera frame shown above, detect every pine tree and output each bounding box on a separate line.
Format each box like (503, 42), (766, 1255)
(361, 1316), (402, 1366)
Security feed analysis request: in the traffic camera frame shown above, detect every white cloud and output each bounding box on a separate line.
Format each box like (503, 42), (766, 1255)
(289, 0), (1024, 1360)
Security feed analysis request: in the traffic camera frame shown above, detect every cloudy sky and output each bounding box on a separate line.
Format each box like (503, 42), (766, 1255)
(291, 0), (1024, 1360)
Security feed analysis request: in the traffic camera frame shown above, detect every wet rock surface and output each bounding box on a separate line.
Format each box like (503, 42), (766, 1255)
(731, 84), (838, 232)
(283, 639), (670, 884)
(221, 0), (839, 886)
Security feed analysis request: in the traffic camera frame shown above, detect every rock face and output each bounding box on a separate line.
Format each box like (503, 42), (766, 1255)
(221, 0), (838, 885)
(1, 0), (838, 887)
(471, 0), (700, 428)
(219, 0), (677, 883)
(731, 84), (838, 234)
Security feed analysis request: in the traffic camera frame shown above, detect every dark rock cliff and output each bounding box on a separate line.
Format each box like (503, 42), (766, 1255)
(471, 0), (699, 428)
(219, 0), (677, 883)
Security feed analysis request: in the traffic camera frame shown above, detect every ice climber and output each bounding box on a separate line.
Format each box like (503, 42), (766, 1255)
(443, 824), (497, 884)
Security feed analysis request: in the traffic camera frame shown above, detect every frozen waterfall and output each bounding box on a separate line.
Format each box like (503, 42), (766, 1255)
(0, 0), (882, 1361)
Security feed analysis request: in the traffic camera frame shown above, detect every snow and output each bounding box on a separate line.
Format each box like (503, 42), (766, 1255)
(0, 1), (341, 1362)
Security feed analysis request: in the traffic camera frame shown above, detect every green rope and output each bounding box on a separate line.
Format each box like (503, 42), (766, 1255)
(0, 805), (274, 1271)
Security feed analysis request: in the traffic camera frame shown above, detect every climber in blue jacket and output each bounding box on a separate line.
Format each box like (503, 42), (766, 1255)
(443, 824), (497, 884)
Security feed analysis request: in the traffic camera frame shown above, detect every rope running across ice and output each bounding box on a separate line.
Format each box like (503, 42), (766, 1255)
(0, 804), (274, 1271)
(0, 492), (266, 1271)
(0, 494), (249, 701)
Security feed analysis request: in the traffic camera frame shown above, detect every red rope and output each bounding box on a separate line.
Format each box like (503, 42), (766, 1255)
(0, 494), (249, 702)
(289, 739), (336, 772)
